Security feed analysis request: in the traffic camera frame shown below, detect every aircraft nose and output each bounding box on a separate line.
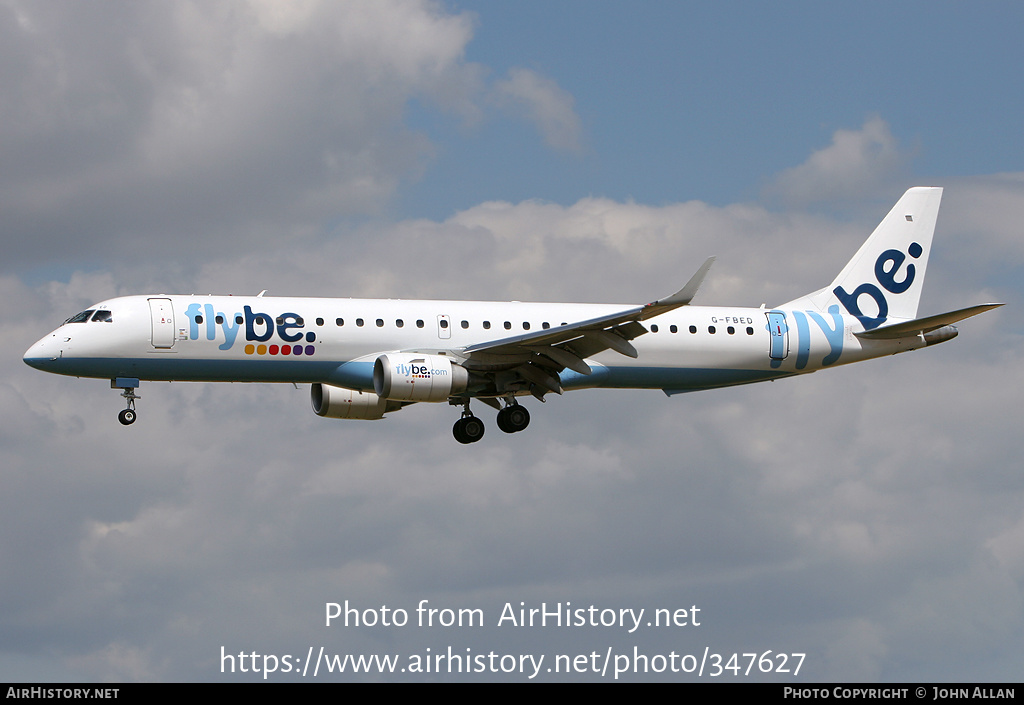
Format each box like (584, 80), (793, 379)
(23, 336), (57, 371)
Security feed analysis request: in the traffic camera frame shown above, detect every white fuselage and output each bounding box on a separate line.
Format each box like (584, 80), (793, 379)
(23, 293), (920, 395)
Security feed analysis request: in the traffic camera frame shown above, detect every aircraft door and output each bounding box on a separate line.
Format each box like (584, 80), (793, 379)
(766, 310), (789, 360)
(149, 298), (175, 349)
(437, 314), (451, 339)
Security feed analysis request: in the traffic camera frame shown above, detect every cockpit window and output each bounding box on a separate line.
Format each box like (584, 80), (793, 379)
(91, 310), (112, 322)
(64, 310), (95, 324)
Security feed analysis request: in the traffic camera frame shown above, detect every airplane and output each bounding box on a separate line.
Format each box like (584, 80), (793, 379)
(24, 187), (1002, 444)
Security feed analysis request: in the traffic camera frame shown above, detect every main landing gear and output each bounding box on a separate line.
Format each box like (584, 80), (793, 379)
(496, 402), (530, 434)
(453, 407), (485, 445)
(112, 378), (140, 426)
(452, 399), (531, 444)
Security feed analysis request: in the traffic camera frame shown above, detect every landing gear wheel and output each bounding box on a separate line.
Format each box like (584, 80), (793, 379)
(453, 416), (485, 444)
(116, 383), (140, 427)
(496, 413), (511, 434)
(497, 404), (530, 433)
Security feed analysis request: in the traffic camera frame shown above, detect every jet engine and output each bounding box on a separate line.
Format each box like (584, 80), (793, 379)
(311, 383), (396, 420)
(373, 353), (469, 402)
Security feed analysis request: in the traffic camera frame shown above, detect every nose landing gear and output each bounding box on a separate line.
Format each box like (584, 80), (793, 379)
(112, 378), (140, 426)
(118, 406), (137, 425)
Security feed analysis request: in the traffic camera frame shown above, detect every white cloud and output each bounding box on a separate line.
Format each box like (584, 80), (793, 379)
(0, 0), (568, 270)
(765, 116), (910, 205)
(493, 67), (583, 154)
(935, 173), (1024, 262)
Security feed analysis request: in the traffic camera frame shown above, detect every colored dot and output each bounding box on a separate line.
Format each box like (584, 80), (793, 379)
(282, 345), (291, 355)
(269, 344), (279, 355)
(293, 345), (303, 355)
(305, 345), (315, 356)
(305, 331), (316, 343)
(908, 242), (923, 258)
(244, 344), (255, 355)
(257, 344), (267, 355)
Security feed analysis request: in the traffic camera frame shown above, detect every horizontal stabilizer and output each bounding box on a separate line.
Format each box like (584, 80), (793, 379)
(855, 303), (1003, 340)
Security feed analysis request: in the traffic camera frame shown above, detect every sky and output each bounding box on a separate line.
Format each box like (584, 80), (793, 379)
(2, 0), (1023, 682)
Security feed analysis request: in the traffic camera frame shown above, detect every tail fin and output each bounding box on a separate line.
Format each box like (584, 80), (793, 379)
(781, 187), (943, 330)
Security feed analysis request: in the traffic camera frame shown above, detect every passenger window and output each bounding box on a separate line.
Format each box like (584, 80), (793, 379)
(316, 318), (324, 326)
(376, 319), (384, 327)
(336, 318), (344, 326)
(215, 315), (223, 325)
(461, 320), (469, 329)
(689, 325), (697, 334)
(542, 322), (550, 329)
(708, 326), (716, 334)
(416, 320), (424, 328)
(670, 325), (677, 333)
(440, 319), (449, 329)
(651, 324), (659, 333)
(504, 321), (511, 330)
(356, 318), (364, 327)
(236, 315), (244, 325)
(483, 321), (491, 330)
(746, 327), (754, 335)
(727, 326), (735, 335)
(196, 315), (204, 324)
(396, 319), (404, 328)
(522, 322), (530, 330)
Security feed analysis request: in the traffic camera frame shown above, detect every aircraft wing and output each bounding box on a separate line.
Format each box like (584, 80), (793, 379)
(456, 257), (714, 394)
(854, 303), (1003, 339)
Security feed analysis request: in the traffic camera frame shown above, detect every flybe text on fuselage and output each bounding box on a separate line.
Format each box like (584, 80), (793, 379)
(791, 307), (844, 369)
(183, 303), (316, 352)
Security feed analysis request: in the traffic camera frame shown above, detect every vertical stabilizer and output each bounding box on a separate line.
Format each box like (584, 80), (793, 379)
(780, 187), (943, 329)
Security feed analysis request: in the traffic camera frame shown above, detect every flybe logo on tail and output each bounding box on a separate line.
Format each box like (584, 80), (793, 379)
(833, 242), (923, 330)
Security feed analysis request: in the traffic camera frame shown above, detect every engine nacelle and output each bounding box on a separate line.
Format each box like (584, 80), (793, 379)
(311, 383), (395, 420)
(923, 325), (958, 346)
(373, 353), (469, 402)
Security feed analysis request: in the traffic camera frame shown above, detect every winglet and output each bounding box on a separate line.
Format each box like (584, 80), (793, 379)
(642, 256), (715, 317)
